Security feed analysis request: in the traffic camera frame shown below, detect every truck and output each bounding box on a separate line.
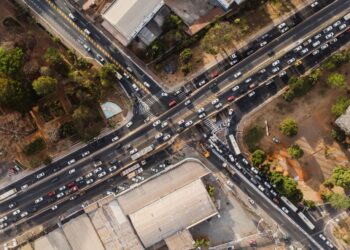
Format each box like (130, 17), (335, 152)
(131, 144), (154, 161)
(121, 163), (141, 177)
(0, 188), (17, 201)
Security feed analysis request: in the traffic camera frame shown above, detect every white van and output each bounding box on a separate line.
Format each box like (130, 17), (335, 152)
(84, 29), (91, 36)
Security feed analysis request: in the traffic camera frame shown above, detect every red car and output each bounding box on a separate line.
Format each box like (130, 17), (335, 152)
(47, 191), (55, 197)
(67, 182), (76, 188)
(211, 71), (219, 78)
(227, 96), (235, 102)
(168, 100), (177, 108)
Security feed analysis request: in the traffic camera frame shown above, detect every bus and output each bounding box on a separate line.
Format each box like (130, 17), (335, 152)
(228, 134), (241, 155)
(0, 188), (17, 201)
(281, 196), (298, 213)
(121, 163), (141, 177)
(297, 212), (315, 230)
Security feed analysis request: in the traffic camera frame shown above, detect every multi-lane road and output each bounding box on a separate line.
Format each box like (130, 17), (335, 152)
(0, 0), (349, 248)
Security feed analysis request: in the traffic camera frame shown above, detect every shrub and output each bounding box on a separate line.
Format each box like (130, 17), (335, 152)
(23, 137), (46, 156)
(251, 149), (266, 167)
(287, 144), (304, 159)
(280, 118), (298, 137)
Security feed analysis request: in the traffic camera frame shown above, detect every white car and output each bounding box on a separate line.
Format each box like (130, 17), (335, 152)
(86, 178), (94, 185)
(184, 100), (191, 106)
(270, 189), (278, 196)
(126, 121), (133, 128)
(242, 158), (249, 165)
(320, 43), (329, 50)
(123, 72), (130, 79)
(81, 151), (90, 157)
(21, 184), (29, 190)
(323, 25), (333, 34)
(339, 23), (347, 30)
(326, 241), (334, 249)
(259, 68), (266, 74)
(161, 121), (168, 128)
(234, 71), (242, 79)
(263, 181), (272, 189)
(244, 77), (252, 84)
(248, 91), (256, 97)
(211, 98), (219, 105)
(85, 172), (93, 179)
(67, 159), (76, 165)
(232, 85), (240, 92)
(56, 192), (64, 199)
(281, 207), (289, 214)
(280, 27), (289, 33)
(228, 108), (234, 116)
(155, 132), (163, 140)
(163, 134), (171, 141)
(68, 168), (76, 175)
(178, 120), (185, 126)
(198, 113), (206, 119)
(13, 209), (21, 216)
(330, 38), (338, 44)
(293, 45), (303, 52)
(36, 172), (45, 179)
(318, 234), (326, 241)
(314, 33), (322, 40)
(229, 154), (235, 162)
(258, 185), (265, 192)
(83, 44), (91, 52)
(0, 216), (8, 223)
(153, 120), (161, 127)
(279, 71), (287, 77)
(272, 60), (280, 67)
(251, 167), (259, 175)
(20, 211), (28, 218)
(312, 40), (320, 47)
(198, 80), (206, 86)
(287, 58), (296, 64)
(161, 92), (168, 97)
(111, 136), (119, 142)
(277, 22), (286, 29)
(35, 197), (43, 204)
(126, 66), (133, 72)
(185, 120), (193, 127)
(109, 166), (117, 172)
(98, 171), (107, 178)
(59, 186), (66, 191)
(271, 67), (280, 73)
(84, 29), (91, 36)
(310, 1), (318, 7)
(93, 167), (103, 174)
(312, 49), (320, 55)
(137, 175), (144, 181)
(333, 20), (341, 28)
(230, 53), (237, 59)
(51, 205), (58, 211)
(260, 41), (267, 47)
(143, 81), (150, 88)
(325, 32), (334, 40)
(131, 84), (139, 92)
(229, 59), (238, 65)
(300, 48), (309, 55)
(93, 161), (102, 167)
(215, 103), (222, 109)
(96, 54), (105, 63)
(68, 13), (76, 21)
(130, 148), (138, 155)
(197, 107), (205, 114)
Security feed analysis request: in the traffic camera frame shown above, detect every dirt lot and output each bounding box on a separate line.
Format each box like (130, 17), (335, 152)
(240, 51), (350, 202)
(156, 0), (308, 88)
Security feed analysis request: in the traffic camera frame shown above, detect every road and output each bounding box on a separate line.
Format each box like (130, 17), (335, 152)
(0, 0), (349, 248)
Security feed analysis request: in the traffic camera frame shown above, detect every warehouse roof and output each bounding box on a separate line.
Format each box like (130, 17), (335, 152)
(102, 0), (164, 43)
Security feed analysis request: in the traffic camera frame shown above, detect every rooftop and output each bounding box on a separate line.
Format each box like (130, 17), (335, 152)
(335, 106), (350, 135)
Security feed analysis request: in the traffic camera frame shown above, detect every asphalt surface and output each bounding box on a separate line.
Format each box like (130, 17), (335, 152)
(0, 0), (349, 247)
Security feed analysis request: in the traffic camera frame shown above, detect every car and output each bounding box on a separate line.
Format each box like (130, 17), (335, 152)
(13, 209), (21, 216)
(312, 40), (320, 47)
(230, 53), (238, 59)
(232, 85), (240, 92)
(130, 148), (138, 155)
(20, 211), (28, 218)
(339, 23), (347, 30)
(84, 28), (91, 36)
(287, 58), (296, 65)
(234, 71), (242, 79)
(248, 91), (256, 97)
(227, 96), (235, 102)
(111, 136), (119, 142)
(280, 27), (289, 33)
(300, 48), (309, 55)
(92, 161), (102, 168)
(51, 205), (58, 211)
(211, 98), (219, 105)
(270, 189), (278, 197)
(323, 25), (333, 34)
(314, 33), (322, 40)
(81, 151), (90, 157)
(8, 202), (17, 209)
(184, 99), (192, 106)
(326, 241), (334, 249)
(318, 234), (326, 241)
(85, 172), (93, 179)
(263, 181), (272, 189)
(271, 67), (280, 73)
(0, 222), (8, 229)
(86, 178), (94, 185)
(143, 81), (150, 88)
(59, 185), (66, 191)
(123, 72), (130, 79)
(251, 167), (259, 175)
(53, 166), (61, 172)
(310, 1), (318, 7)
(153, 120), (161, 127)
(279, 71), (287, 77)
(312, 49), (320, 55)
(229, 59), (238, 65)
(159, 163), (166, 168)
(255, 175), (262, 182)
(244, 78), (252, 84)
(47, 191), (55, 197)
(325, 32), (334, 40)
(302, 38), (312, 46)
(161, 92), (168, 97)
(260, 41), (267, 47)
(0, 216), (8, 223)
(259, 68), (266, 74)
(250, 177), (258, 185)
(330, 38), (338, 44)
(185, 120), (193, 127)
(68, 168), (76, 175)
(83, 44), (91, 52)
(36, 172), (45, 179)
(75, 176), (84, 183)
(67, 159), (76, 165)
(265, 80), (274, 86)
(198, 80), (206, 87)
(98, 171), (107, 178)
(229, 154), (235, 162)
(131, 177), (139, 183)
(68, 13), (76, 21)
(21, 184), (29, 190)
(163, 134), (171, 141)
(272, 60), (280, 67)
(277, 22), (286, 29)
(320, 43), (329, 50)
(333, 20), (342, 28)
(93, 167), (103, 174)
(281, 207), (289, 214)
(144, 117), (150, 123)
(210, 71), (219, 78)
(131, 84), (139, 92)
(198, 113), (206, 119)
(126, 66), (133, 72)
(293, 45), (303, 52)
(96, 54), (105, 64)
(56, 192), (64, 199)
(215, 103), (222, 109)
(155, 132), (163, 140)
(35, 197), (43, 204)
(258, 185), (265, 192)
(228, 108), (234, 116)
(126, 121), (133, 128)
(140, 160), (147, 166)
(161, 121), (168, 128)
(136, 175), (144, 181)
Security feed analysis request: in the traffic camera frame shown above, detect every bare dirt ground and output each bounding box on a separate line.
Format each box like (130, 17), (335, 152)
(156, 0), (307, 88)
(241, 52), (350, 202)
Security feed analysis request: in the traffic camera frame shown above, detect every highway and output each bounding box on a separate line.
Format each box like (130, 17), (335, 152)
(0, 0), (349, 247)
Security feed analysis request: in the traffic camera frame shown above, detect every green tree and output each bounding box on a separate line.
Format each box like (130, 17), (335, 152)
(99, 63), (117, 87)
(303, 200), (316, 210)
(244, 126), (264, 152)
(44, 47), (70, 76)
(251, 149), (266, 167)
(280, 118), (298, 137)
(269, 171), (303, 203)
(207, 185), (215, 197)
(287, 144), (304, 159)
(326, 192), (350, 210)
(179, 48), (192, 64)
(283, 76), (314, 102)
(163, 14), (182, 31)
(322, 50), (350, 70)
(32, 76), (57, 96)
(327, 73), (346, 88)
(331, 166), (350, 189)
(0, 47), (24, 77)
(22, 137), (46, 155)
(193, 238), (210, 249)
(181, 63), (192, 75)
(331, 128), (346, 142)
(331, 97), (350, 117)
(58, 121), (76, 138)
(0, 76), (33, 112)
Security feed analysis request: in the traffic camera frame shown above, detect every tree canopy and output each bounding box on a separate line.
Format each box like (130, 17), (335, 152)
(287, 144), (304, 159)
(331, 97), (350, 117)
(269, 171), (303, 203)
(326, 192), (350, 210)
(251, 149), (266, 167)
(327, 73), (346, 88)
(99, 63), (118, 87)
(331, 166), (350, 189)
(280, 118), (298, 137)
(32, 76), (57, 96)
(0, 47), (24, 77)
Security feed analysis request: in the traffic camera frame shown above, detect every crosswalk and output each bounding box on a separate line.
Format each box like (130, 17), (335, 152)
(203, 118), (221, 134)
(142, 94), (160, 107)
(138, 98), (155, 118)
(176, 91), (187, 100)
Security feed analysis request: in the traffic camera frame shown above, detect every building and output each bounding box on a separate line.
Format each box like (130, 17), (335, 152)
(335, 106), (350, 135)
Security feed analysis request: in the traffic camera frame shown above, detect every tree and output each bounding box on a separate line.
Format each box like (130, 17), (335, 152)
(179, 48), (192, 64)
(207, 185), (215, 197)
(181, 63), (192, 75)
(58, 121), (76, 138)
(326, 192), (350, 210)
(331, 166), (350, 189)
(99, 63), (117, 87)
(331, 97), (350, 117)
(331, 128), (346, 142)
(322, 50), (350, 70)
(0, 76), (33, 112)
(287, 144), (304, 159)
(43, 47), (70, 76)
(244, 126), (264, 152)
(280, 118), (298, 137)
(22, 137), (46, 156)
(327, 73), (346, 88)
(303, 200), (316, 210)
(269, 171), (303, 203)
(251, 149), (266, 167)
(32, 76), (57, 95)
(0, 47), (24, 77)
